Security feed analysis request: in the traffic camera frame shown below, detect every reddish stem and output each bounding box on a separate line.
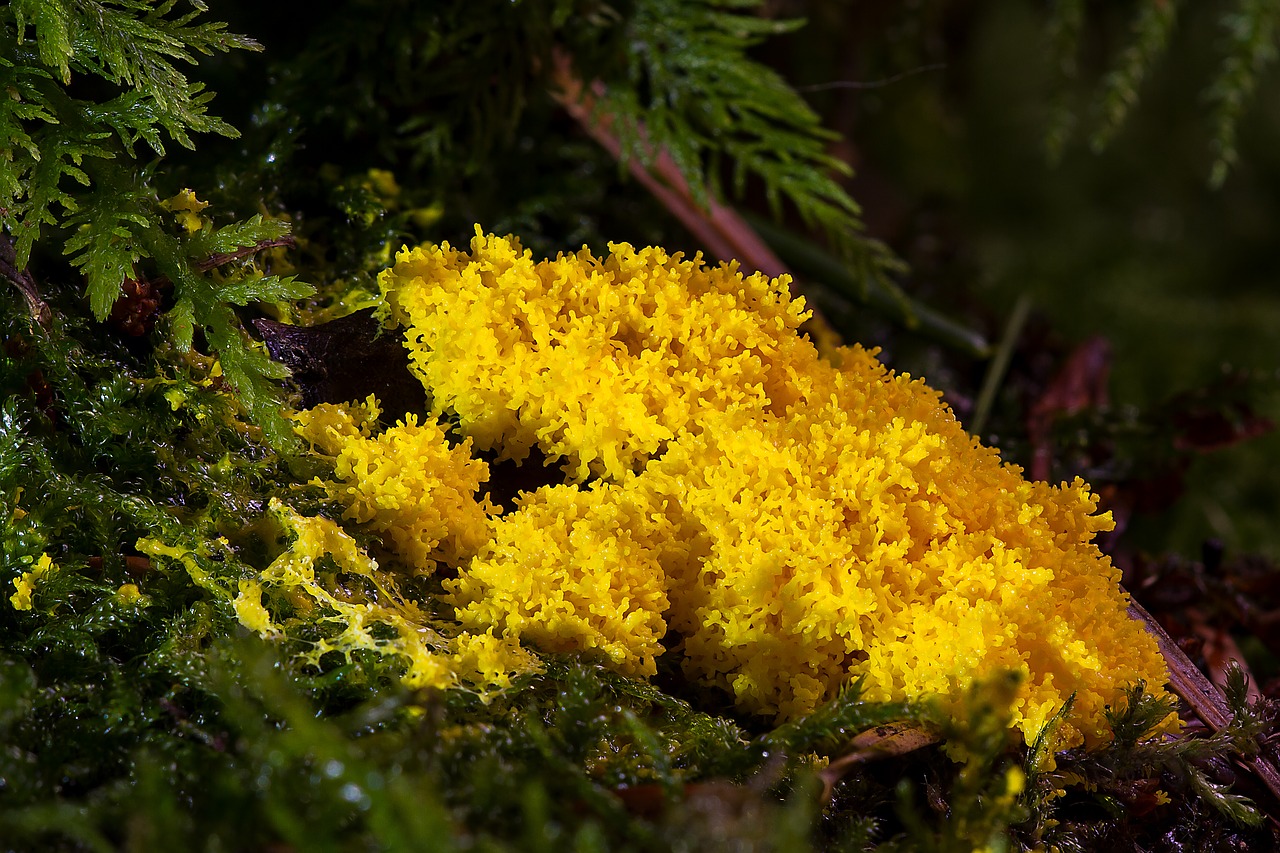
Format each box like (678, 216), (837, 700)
(549, 51), (786, 278)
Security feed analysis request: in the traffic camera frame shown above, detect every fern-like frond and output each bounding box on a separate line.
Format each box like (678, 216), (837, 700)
(185, 214), (291, 259)
(143, 223), (303, 449)
(10, 0), (74, 84)
(11, 0), (259, 135)
(1091, 0), (1179, 151)
(217, 275), (313, 308)
(61, 172), (154, 319)
(600, 0), (863, 253)
(10, 121), (115, 267)
(0, 2), (257, 267)
(1044, 0), (1280, 185)
(0, 54), (53, 160)
(1207, 0), (1280, 187)
(0, 1), (299, 445)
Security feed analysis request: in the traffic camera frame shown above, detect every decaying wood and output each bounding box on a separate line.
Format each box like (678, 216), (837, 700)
(818, 722), (940, 803)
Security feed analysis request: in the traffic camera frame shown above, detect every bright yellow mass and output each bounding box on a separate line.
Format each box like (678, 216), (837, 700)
(281, 227), (1170, 750)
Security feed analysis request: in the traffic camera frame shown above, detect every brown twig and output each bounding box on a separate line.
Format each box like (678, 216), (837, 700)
(0, 233), (52, 328)
(1129, 599), (1280, 805)
(548, 50), (787, 279)
(196, 236), (297, 272)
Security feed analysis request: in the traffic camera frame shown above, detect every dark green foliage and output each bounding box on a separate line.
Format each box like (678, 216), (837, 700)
(0, 1), (312, 447)
(1043, 0), (1280, 184)
(1042, 0), (1086, 161)
(184, 0), (898, 289)
(764, 681), (917, 757)
(9, 0), (253, 125)
(1206, 0), (1280, 186)
(885, 674), (1028, 853)
(1016, 676), (1280, 849)
(1090, 0), (1180, 152)
(0, 0), (256, 266)
(60, 166), (155, 320)
(139, 208), (314, 448)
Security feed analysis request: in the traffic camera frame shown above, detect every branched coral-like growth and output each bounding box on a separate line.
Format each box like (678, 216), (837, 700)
(379, 230), (814, 482)
(318, 228), (1175, 749)
(294, 395), (497, 571)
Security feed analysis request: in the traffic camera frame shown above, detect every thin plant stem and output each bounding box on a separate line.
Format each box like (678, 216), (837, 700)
(970, 294), (1033, 438)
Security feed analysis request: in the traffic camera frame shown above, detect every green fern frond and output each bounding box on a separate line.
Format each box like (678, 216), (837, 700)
(1206, 0), (1280, 187)
(61, 169), (154, 319)
(1091, 0), (1180, 151)
(1044, 0), (1279, 185)
(0, 58), (53, 182)
(0, 2), (296, 447)
(600, 0), (864, 253)
(218, 275), (313, 308)
(0, 1), (256, 267)
(11, 0), (259, 130)
(140, 220), (309, 450)
(10, 123), (115, 267)
(185, 214), (291, 259)
(10, 0), (74, 84)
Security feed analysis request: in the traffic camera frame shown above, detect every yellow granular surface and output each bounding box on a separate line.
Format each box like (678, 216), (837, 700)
(310, 228), (1173, 748)
(450, 480), (676, 678)
(633, 349), (1170, 745)
(293, 394), (496, 572)
(379, 227), (814, 482)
